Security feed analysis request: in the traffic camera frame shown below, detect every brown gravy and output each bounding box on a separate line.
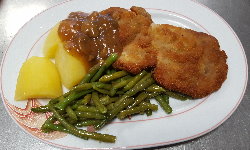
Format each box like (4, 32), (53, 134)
(58, 11), (122, 67)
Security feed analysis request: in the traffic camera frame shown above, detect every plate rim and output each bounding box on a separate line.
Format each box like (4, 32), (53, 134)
(0, 0), (248, 149)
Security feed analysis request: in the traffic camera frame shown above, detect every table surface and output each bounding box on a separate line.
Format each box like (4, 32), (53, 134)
(0, 0), (249, 149)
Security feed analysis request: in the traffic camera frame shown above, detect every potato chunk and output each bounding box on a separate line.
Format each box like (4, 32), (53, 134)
(15, 56), (62, 100)
(55, 43), (88, 89)
(43, 23), (61, 58)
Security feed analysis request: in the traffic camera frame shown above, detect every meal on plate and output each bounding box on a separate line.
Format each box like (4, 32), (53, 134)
(14, 6), (228, 143)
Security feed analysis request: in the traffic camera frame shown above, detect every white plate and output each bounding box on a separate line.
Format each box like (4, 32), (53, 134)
(0, 0), (247, 149)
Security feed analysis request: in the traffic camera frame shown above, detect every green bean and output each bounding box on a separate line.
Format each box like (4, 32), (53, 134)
(145, 108), (152, 116)
(114, 75), (153, 107)
(63, 83), (93, 98)
(66, 117), (78, 125)
(66, 106), (78, 121)
(71, 94), (92, 109)
(75, 120), (103, 127)
(90, 53), (118, 82)
(99, 95), (110, 105)
(71, 83), (93, 92)
(79, 62), (101, 84)
(106, 69), (112, 75)
(79, 94), (92, 105)
(76, 105), (100, 113)
(92, 85), (111, 95)
(54, 90), (93, 110)
(92, 82), (112, 90)
(140, 102), (158, 111)
(71, 103), (80, 110)
(145, 84), (166, 93)
(113, 96), (127, 107)
(111, 75), (132, 84)
(106, 103), (115, 111)
(49, 105), (115, 143)
(47, 97), (61, 106)
(155, 95), (172, 114)
(125, 74), (155, 97)
(94, 97), (134, 130)
(114, 78), (132, 89)
(147, 92), (161, 99)
(110, 78), (132, 96)
(78, 117), (87, 121)
(144, 99), (152, 116)
(123, 70), (147, 92)
(99, 70), (128, 82)
(129, 92), (148, 108)
(165, 91), (191, 100)
(118, 105), (147, 119)
(118, 102), (158, 119)
(162, 94), (169, 104)
(41, 116), (68, 133)
(36, 92), (85, 113)
(92, 92), (107, 113)
(41, 116), (56, 132)
(106, 69), (116, 75)
(100, 96), (119, 105)
(43, 123), (70, 133)
(75, 111), (107, 119)
(31, 106), (49, 113)
(116, 91), (124, 95)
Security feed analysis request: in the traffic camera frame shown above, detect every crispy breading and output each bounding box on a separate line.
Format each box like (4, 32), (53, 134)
(101, 6), (153, 46)
(102, 7), (228, 98)
(113, 30), (157, 74)
(151, 24), (228, 98)
(101, 6), (155, 74)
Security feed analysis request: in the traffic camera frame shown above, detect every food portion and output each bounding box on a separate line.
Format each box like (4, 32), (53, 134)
(151, 24), (228, 98)
(100, 7), (156, 74)
(100, 6), (153, 46)
(106, 7), (228, 98)
(43, 23), (61, 58)
(15, 6), (228, 143)
(15, 56), (62, 100)
(32, 54), (181, 143)
(55, 43), (88, 89)
(113, 29), (156, 74)
(58, 11), (123, 67)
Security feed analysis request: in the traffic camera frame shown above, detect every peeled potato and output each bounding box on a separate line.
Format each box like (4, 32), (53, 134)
(15, 56), (62, 100)
(55, 43), (88, 89)
(43, 22), (61, 58)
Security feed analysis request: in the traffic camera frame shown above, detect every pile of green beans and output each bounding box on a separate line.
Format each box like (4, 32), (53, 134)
(31, 53), (190, 143)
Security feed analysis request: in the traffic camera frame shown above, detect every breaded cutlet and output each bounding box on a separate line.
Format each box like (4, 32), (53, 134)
(150, 24), (228, 98)
(101, 6), (153, 47)
(103, 7), (228, 98)
(113, 30), (157, 74)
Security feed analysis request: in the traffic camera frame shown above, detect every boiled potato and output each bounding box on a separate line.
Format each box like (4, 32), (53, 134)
(55, 43), (88, 89)
(15, 56), (62, 100)
(43, 22), (61, 58)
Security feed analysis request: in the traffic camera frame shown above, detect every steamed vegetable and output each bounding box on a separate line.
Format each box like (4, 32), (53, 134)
(31, 54), (190, 143)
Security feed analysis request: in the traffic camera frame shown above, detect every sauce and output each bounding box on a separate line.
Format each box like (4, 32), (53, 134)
(58, 11), (122, 66)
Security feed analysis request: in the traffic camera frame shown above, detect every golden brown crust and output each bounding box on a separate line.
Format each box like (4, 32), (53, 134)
(151, 24), (228, 98)
(113, 31), (157, 74)
(101, 6), (153, 46)
(102, 7), (228, 98)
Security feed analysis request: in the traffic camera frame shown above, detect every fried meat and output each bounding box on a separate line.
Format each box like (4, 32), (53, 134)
(103, 7), (228, 98)
(151, 24), (228, 98)
(101, 6), (153, 46)
(101, 6), (155, 74)
(113, 30), (156, 74)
